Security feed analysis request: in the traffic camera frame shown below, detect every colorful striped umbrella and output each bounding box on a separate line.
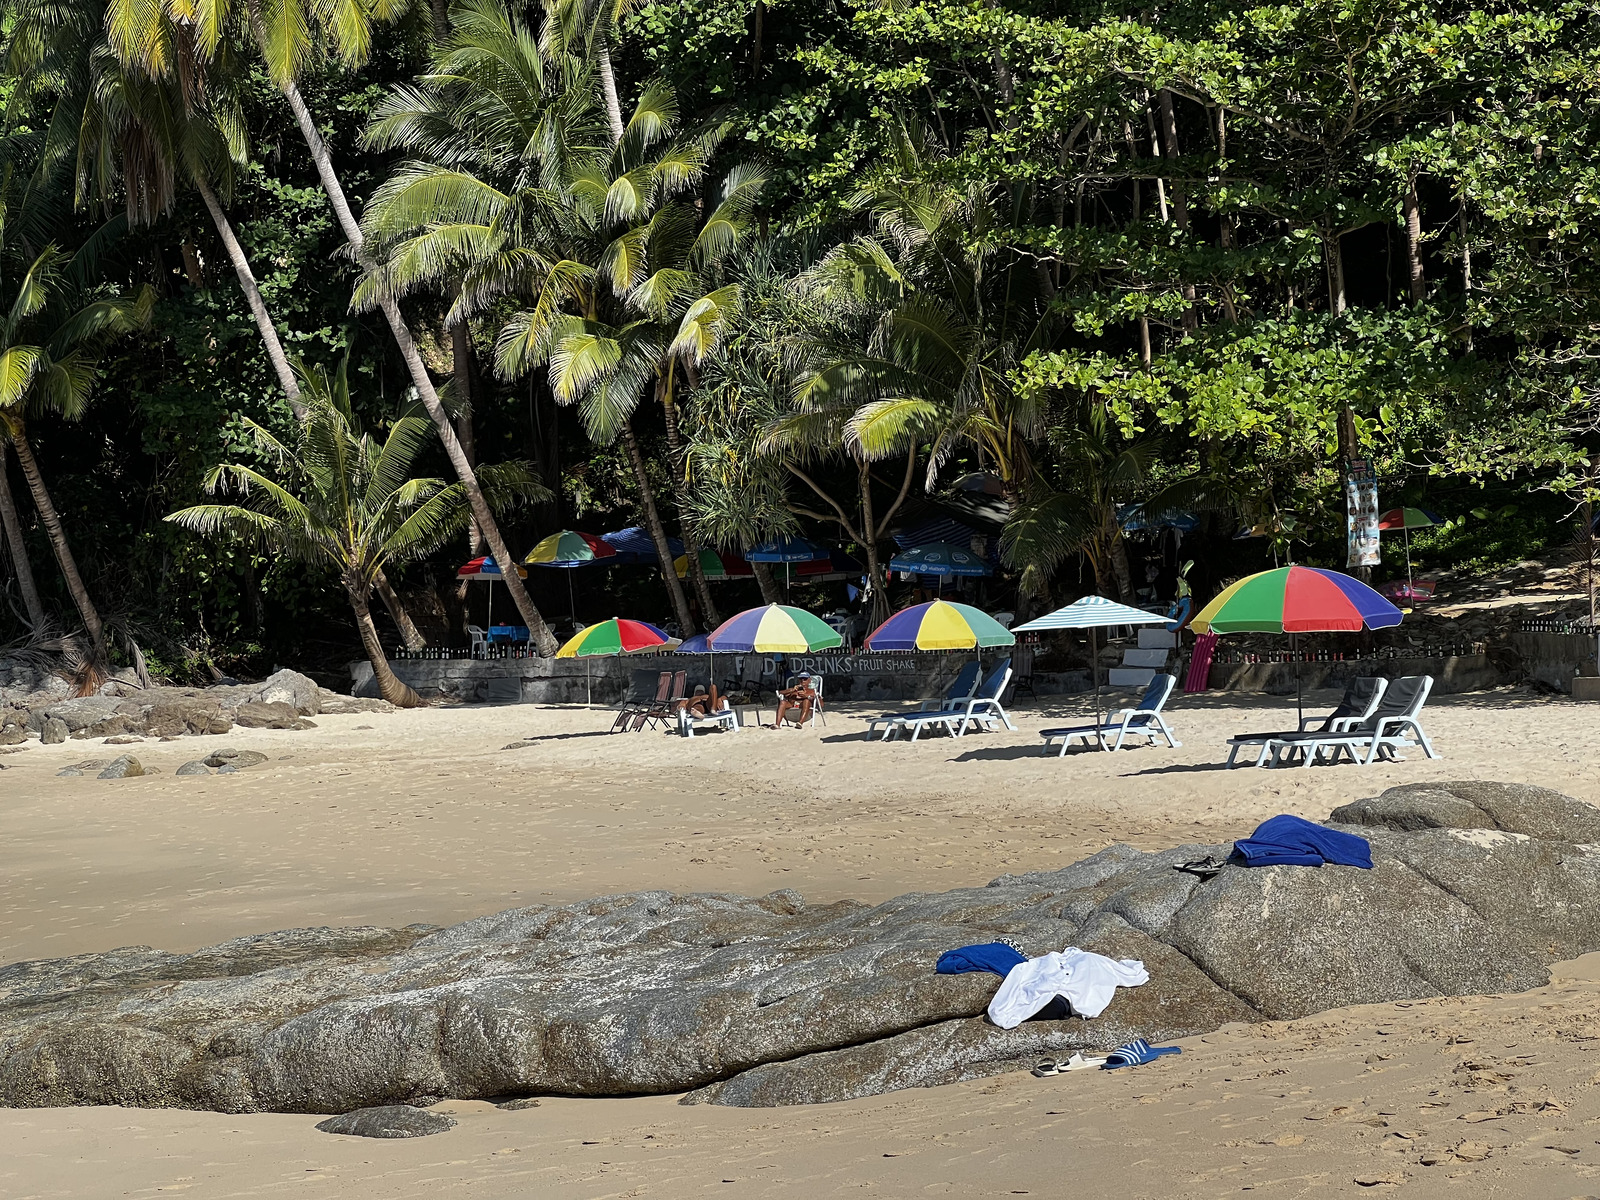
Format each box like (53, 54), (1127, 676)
(526, 530), (617, 566)
(1376, 507), (1443, 531)
(705, 604), (843, 653)
(527, 531), (618, 621)
(1191, 566), (1403, 634)
(674, 547), (753, 580)
(556, 618), (676, 657)
(456, 555), (527, 631)
(866, 601), (1015, 651)
(1376, 508), (1443, 599)
(1192, 566), (1403, 722)
(456, 554), (527, 580)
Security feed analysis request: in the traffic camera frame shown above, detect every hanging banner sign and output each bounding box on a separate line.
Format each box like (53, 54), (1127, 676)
(1345, 457), (1380, 568)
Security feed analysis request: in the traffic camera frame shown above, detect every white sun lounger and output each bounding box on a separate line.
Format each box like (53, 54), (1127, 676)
(864, 660), (982, 740)
(885, 660), (1015, 741)
(1039, 674), (1181, 755)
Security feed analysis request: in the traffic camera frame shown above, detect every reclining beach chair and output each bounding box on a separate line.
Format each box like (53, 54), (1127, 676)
(864, 659), (982, 740)
(1039, 674), (1181, 755)
(1264, 675), (1437, 767)
(638, 670), (688, 730)
(611, 670), (669, 733)
(887, 658), (1015, 741)
(1224, 676), (1387, 767)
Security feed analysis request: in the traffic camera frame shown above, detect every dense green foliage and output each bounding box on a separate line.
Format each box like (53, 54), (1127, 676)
(0, 0), (1595, 676)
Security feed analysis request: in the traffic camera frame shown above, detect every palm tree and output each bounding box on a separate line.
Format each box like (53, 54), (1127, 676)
(540, 0), (640, 145)
(0, 442), (46, 629)
(359, 22), (761, 634)
(99, 0), (563, 655)
(0, 243), (150, 661)
(167, 360), (548, 705)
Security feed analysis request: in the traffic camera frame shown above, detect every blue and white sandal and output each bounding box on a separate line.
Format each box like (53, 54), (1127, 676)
(1102, 1039), (1182, 1069)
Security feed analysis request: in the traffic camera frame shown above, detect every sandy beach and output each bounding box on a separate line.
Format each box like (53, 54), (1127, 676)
(7, 687), (1600, 1197)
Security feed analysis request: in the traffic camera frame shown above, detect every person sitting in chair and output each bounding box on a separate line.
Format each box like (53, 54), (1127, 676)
(772, 674), (816, 729)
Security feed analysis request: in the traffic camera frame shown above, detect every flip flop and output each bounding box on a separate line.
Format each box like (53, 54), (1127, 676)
(1061, 1052), (1108, 1071)
(1174, 856), (1226, 879)
(1030, 1059), (1061, 1077)
(1102, 1039), (1182, 1069)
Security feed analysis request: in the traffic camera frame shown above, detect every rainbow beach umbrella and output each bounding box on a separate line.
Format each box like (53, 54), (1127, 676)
(557, 617), (678, 707)
(455, 554), (527, 631)
(705, 604), (843, 653)
(1191, 566), (1402, 635)
(526, 531), (617, 620)
(1376, 508), (1444, 598)
(865, 600), (1015, 652)
(1192, 566), (1402, 720)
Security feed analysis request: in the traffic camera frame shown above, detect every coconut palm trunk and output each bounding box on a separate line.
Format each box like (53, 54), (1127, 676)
(595, 44), (626, 144)
(0, 442), (45, 628)
(750, 560), (783, 604)
(195, 176), (305, 419)
(254, 29), (558, 656)
(347, 581), (422, 706)
(657, 372), (720, 626)
(197, 173), (427, 649)
(621, 420), (697, 633)
(4, 417), (103, 653)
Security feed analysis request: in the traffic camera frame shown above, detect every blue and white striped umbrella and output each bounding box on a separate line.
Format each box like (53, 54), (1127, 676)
(1013, 595), (1168, 631)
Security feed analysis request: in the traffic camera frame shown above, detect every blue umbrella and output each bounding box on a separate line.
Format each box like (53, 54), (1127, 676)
(889, 542), (991, 579)
(746, 537), (828, 588)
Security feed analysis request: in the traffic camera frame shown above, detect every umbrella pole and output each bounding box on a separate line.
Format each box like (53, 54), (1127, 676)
(1293, 632), (1303, 725)
(1404, 525), (1414, 600)
(586, 657), (591, 708)
(569, 572), (576, 623)
(488, 580), (494, 631)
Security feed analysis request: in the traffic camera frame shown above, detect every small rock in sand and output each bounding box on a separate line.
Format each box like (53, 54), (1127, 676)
(203, 749), (267, 769)
(40, 717), (68, 745)
(314, 1105), (456, 1139)
(103, 735), (143, 745)
(496, 1098), (542, 1110)
(216, 764), (239, 774)
(97, 755), (145, 779)
(175, 761), (212, 776)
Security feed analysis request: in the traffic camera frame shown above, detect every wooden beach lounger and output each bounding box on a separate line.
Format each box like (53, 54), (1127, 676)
(1224, 676), (1388, 766)
(1039, 674), (1181, 755)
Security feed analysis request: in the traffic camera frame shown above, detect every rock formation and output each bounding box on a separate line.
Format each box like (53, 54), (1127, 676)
(3, 781), (1599, 1115)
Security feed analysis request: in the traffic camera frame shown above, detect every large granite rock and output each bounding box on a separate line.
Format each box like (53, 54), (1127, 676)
(315, 1104), (454, 1138)
(246, 670), (321, 716)
(3, 781), (1599, 1116)
(142, 696), (231, 738)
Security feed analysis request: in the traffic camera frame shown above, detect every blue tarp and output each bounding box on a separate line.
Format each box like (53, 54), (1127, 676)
(600, 526), (683, 564)
(1234, 814), (1373, 869)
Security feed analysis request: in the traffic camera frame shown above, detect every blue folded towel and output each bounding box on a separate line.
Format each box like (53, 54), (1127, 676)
(1103, 1039), (1182, 1069)
(1234, 813), (1373, 869)
(936, 942), (1027, 978)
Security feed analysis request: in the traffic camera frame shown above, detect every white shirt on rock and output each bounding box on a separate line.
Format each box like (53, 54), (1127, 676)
(986, 946), (1149, 1029)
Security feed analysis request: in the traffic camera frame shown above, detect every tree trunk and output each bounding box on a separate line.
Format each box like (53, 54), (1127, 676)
(596, 43), (626, 145)
(1109, 532), (1134, 602)
(0, 442), (45, 628)
(621, 420), (697, 634)
(656, 370), (720, 627)
(450, 316), (485, 555)
(348, 582), (422, 707)
(5, 419), (103, 653)
(260, 46), (559, 655)
(858, 459), (892, 628)
(1327, 230), (1347, 316)
(748, 1), (764, 78)
(196, 176), (305, 419)
(1402, 169), (1425, 303)
(374, 569), (426, 650)
(751, 560), (783, 604)
(179, 240), (205, 287)
(1156, 90), (1198, 331)
(430, 0), (449, 38)
(199, 176), (427, 642)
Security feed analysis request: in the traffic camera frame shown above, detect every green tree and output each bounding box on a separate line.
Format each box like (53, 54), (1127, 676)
(167, 360), (547, 704)
(101, 0), (563, 654)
